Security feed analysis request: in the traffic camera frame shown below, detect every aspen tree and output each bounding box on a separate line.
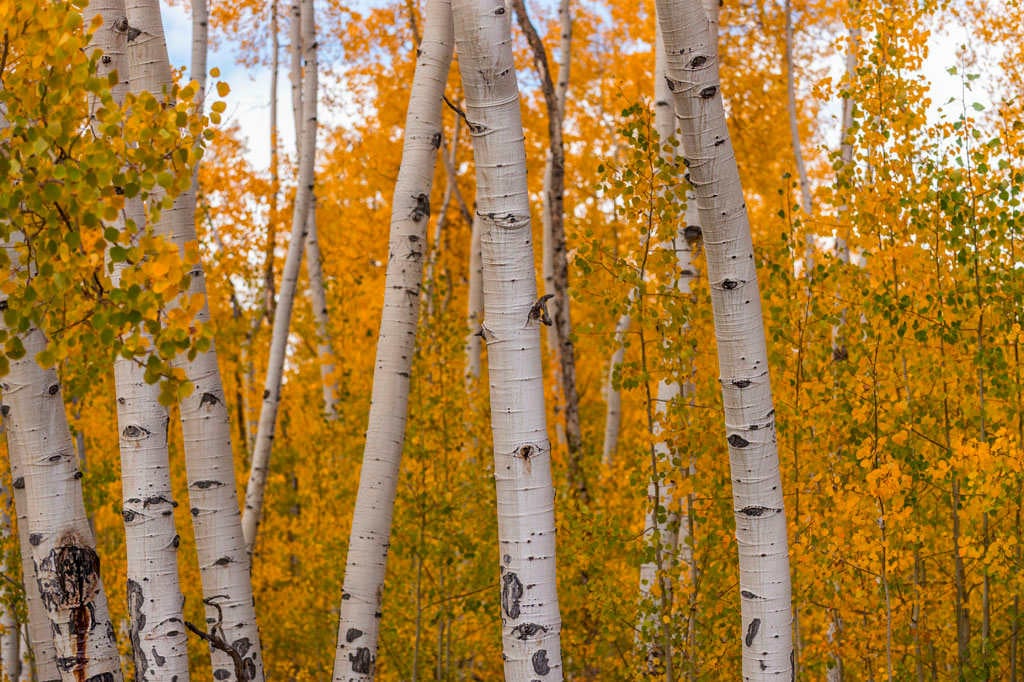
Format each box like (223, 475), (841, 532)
(0, 483), (21, 682)
(0, 267), (123, 680)
(509, 0), (586, 500)
(784, 0), (812, 218)
(655, 0), (794, 677)
(124, 3), (264, 679)
(465, 213), (484, 385)
(331, 1), (453, 677)
(86, 2), (191, 678)
(241, 0), (318, 551)
(451, 0), (563, 678)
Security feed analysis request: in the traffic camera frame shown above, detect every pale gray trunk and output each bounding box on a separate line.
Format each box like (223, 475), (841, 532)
(286, 0), (336, 418)
(242, 0), (319, 550)
(656, 0), (794, 677)
(124, 3), (264, 678)
(88, 2), (192, 677)
(331, 2), (453, 678)
(600, 312), (629, 465)
(784, 0), (811, 217)
(452, 0), (563, 677)
(0, 483), (22, 682)
(191, 0), (208, 95)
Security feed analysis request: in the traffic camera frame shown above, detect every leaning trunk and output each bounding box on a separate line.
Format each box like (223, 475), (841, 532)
(241, 0), (319, 551)
(331, 1), (453, 677)
(656, 0), (794, 677)
(452, 0), (564, 678)
(125, 3), (264, 678)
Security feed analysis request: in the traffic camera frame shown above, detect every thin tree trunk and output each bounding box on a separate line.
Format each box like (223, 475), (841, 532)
(784, 0), (812, 217)
(191, 0), (208, 94)
(88, 2), (191, 677)
(241, 0), (319, 551)
(285, 0), (336, 418)
(0, 483), (22, 682)
(331, 2), (453, 678)
(452, 0), (563, 678)
(600, 312), (629, 465)
(509, 0), (586, 501)
(124, 4), (264, 679)
(465, 212), (484, 386)
(0, 318), (123, 681)
(656, 1), (794, 677)
(265, 0), (281, 324)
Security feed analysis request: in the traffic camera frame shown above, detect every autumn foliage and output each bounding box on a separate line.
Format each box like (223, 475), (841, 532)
(3, 0), (1024, 679)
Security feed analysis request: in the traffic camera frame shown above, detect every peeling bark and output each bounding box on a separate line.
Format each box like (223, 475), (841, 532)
(452, 0), (563, 677)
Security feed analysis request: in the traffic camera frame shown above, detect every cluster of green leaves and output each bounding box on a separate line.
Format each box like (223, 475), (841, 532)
(0, 0), (212, 402)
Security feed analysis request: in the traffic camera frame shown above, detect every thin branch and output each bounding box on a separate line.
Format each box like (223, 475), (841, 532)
(185, 620), (248, 681)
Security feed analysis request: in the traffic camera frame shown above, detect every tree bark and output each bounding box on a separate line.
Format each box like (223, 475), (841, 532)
(509, 0), (586, 501)
(452, 0), (564, 678)
(0, 316), (123, 682)
(331, 2), (453, 678)
(0, 483), (22, 682)
(88, 2), (192, 678)
(465, 212), (484, 386)
(241, 0), (318, 551)
(124, 3), (264, 679)
(600, 312), (629, 465)
(784, 0), (812, 218)
(656, 0), (794, 677)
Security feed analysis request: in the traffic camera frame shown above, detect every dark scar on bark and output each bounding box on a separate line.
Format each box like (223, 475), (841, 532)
(501, 572), (523, 619)
(745, 618), (761, 647)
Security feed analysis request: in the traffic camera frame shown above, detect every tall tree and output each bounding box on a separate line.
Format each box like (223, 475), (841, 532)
(331, 0), (453, 677)
(0, 261), (123, 682)
(452, 0), (564, 678)
(509, 0), (586, 500)
(87, 1), (191, 678)
(241, 0), (319, 551)
(656, 0), (794, 677)
(124, 2), (264, 678)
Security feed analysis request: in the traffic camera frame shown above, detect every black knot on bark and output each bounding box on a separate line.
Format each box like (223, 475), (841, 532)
(722, 279), (740, 290)
(745, 618), (761, 646)
(699, 85), (718, 99)
(728, 434), (750, 448)
(494, 5), (506, 14)
(47, 383), (59, 395)
(533, 649), (551, 675)
(683, 225), (702, 243)
(690, 55), (708, 68)
(731, 379), (751, 388)
(511, 622), (548, 640)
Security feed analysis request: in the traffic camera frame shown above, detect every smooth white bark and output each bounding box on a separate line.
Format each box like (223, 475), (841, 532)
(241, 0), (318, 551)
(87, 2), (192, 677)
(452, 1), (563, 678)
(656, 0), (794, 677)
(600, 312), (629, 465)
(124, 4), (264, 679)
(331, 2), (453, 678)
(0, 316), (123, 681)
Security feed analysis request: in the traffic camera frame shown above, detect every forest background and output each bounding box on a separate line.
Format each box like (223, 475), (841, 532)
(2, 0), (1024, 679)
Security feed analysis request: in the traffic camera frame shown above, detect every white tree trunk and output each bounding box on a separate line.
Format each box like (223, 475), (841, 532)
(656, 0), (794, 678)
(331, 2), (453, 678)
(465, 212), (484, 386)
(0, 315), (123, 681)
(784, 0), (812, 218)
(191, 0), (208, 95)
(4, 413), (60, 682)
(87, 3), (192, 677)
(241, 0), (318, 551)
(124, 4), (264, 679)
(285, 0), (336, 418)
(452, 1), (563, 678)
(600, 312), (629, 465)
(0, 483), (22, 682)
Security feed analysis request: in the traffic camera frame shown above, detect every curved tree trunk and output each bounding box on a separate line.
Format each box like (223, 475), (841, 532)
(241, 0), (318, 551)
(331, 2), (453, 678)
(452, 0), (564, 678)
(656, 0), (794, 678)
(124, 3), (264, 679)
(0, 483), (22, 682)
(88, 2), (191, 678)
